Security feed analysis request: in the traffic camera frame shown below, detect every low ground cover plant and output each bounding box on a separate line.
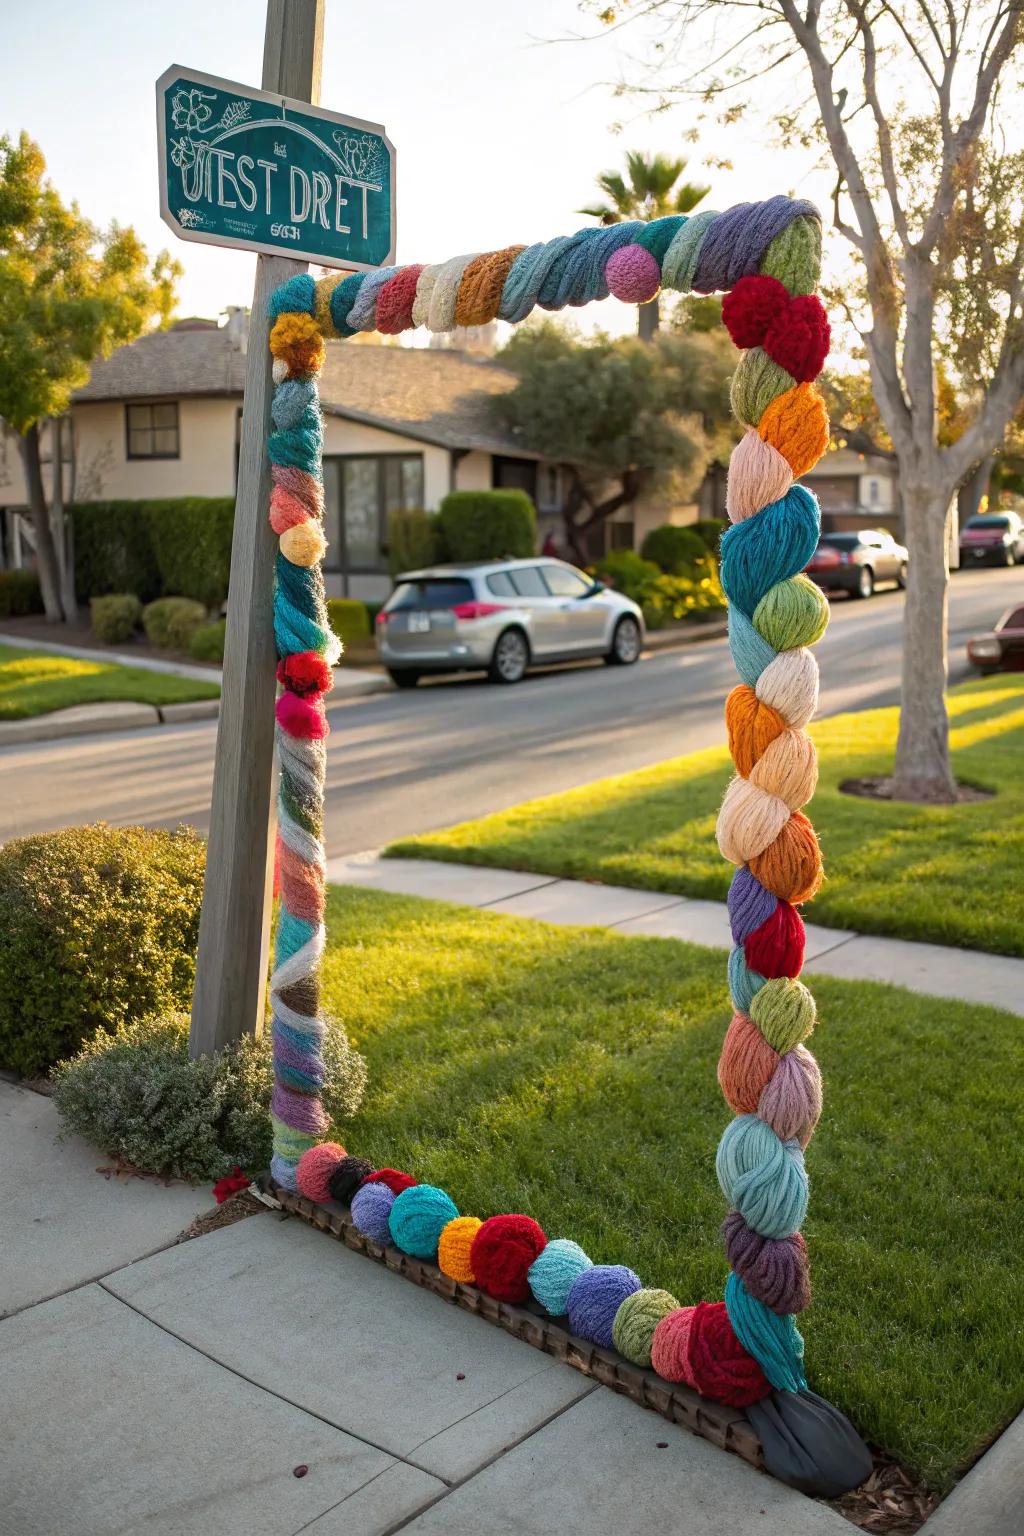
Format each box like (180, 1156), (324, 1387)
(390, 674), (1024, 955)
(321, 884), (1024, 1490)
(52, 1009), (366, 1182)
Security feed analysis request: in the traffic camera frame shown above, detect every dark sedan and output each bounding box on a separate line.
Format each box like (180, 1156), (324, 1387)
(805, 529), (908, 599)
(959, 511), (1024, 568)
(967, 604), (1024, 674)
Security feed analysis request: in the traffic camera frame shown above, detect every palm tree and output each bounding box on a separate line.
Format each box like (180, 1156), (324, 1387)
(580, 150), (710, 340)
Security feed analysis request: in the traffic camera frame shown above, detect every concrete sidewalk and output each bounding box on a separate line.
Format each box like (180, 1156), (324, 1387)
(325, 853), (1024, 1017)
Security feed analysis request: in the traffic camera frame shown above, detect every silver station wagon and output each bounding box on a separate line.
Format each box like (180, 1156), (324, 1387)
(375, 558), (645, 687)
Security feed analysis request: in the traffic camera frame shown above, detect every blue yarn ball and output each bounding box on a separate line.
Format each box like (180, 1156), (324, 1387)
(388, 1184), (459, 1259)
(350, 1182), (396, 1247)
(268, 273), (316, 320)
(728, 946), (768, 1014)
(528, 1239), (593, 1315)
(566, 1264), (642, 1348)
(719, 485), (820, 617)
(725, 1273), (806, 1392)
(716, 1115), (808, 1239)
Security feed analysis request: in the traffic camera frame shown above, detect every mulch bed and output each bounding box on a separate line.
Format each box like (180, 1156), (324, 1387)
(840, 775), (992, 805)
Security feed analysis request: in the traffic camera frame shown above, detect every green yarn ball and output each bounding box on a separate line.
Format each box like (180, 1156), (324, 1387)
(730, 349), (796, 428)
(760, 216), (822, 297)
(611, 1287), (680, 1368)
(753, 574), (830, 652)
(750, 978), (816, 1054)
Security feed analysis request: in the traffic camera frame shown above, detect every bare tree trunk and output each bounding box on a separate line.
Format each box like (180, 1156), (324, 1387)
(638, 295), (660, 342)
(17, 424), (65, 624)
(891, 478), (957, 803)
(50, 419), (78, 624)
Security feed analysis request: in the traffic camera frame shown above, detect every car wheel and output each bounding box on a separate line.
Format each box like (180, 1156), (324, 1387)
(488, 628), (529, 684)
(897, 562), (908, 589)
(605, 615), (642, 666)
(387, 668), (421, 689)
(856, 565), (874, 599)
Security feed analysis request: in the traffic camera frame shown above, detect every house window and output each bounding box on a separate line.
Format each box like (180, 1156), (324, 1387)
(322, 453), (425, 575)
(126, 402), (180, 459)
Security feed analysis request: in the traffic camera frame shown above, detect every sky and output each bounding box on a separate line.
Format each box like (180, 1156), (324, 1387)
(2, 0), (833, 332)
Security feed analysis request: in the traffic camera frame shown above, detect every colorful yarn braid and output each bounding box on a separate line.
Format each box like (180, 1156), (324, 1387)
(266, 198), (832, 1384)
(266, 311), (340, 1190)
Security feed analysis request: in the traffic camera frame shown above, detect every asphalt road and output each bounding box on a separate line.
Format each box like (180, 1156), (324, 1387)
(2, 567), (1019, 851)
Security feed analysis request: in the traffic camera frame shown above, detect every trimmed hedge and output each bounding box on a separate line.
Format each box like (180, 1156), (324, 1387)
(327, 597), (371, 651)
(190, 619), (226, 663)
(143, 597), (205, 650)
(73, 498), (234, 609)
(91, 593), (142, 645)
(640, 523), (710, 576)
(436, 490), (536, 562)
(0, 824), (205, 1077)
(388, 507), (440, 576)
(0, 569), (44, 618)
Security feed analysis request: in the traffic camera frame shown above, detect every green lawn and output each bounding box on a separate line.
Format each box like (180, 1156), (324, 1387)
(0, 647), (221, 720)
(388, 673), (1024, 956)
(323, 885), (1024, 1490)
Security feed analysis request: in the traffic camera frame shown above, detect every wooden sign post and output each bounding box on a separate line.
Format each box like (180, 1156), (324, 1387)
(188, 0), (324, 1056)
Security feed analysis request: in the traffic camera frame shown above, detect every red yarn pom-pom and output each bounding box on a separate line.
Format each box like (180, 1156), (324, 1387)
(276, 690), (328, 741)
(745, 901), (805, 979)
(470, 1214), (547, 1303)
(687, 1301), (771, 1408)
(763, 294), (830, 383)
(722, 275), (789, 350)
(277, 651), (333, 697)
(362, 1168), (417, 1196)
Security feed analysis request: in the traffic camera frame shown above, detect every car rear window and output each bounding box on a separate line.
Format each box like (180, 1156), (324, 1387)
(386, 578), (474, 611)
(966, 515), (1011, 529)
(819, 534), (860, 550)
(1003, 607), (1024, 630)
(485, 571), (517, 597)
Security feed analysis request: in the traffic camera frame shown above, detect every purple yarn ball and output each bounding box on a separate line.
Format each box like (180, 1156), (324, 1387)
(566, 1264), (642, 1348)
(606, 244), (661, 304)
(350, 1181), (396, 1247)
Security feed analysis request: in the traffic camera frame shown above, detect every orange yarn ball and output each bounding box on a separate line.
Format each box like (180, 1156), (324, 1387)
(749, 810), (823, 904)
(758, 383), (830, 478)
(269, 312), (325, 377)
(718, 1011), (780, 1115)
(725, 685), (787, 778)
(438, 1216), (482, 1284)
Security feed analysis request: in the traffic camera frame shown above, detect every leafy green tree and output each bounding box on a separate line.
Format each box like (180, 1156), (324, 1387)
(587, 3), (1024, 802)
(580, 150), (710, 338)
(491, 320), (732, 561)
(0, 133), (178, 622)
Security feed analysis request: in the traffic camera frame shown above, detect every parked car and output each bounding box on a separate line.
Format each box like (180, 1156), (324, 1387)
(966, 604), (1024, 674)
(376, 558), (645, 687)
(805, 529), (908, 598)
(959, 510), (1024, 567)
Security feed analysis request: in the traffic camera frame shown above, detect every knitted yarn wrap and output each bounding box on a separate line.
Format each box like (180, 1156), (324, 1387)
(266, 194), (831, 1401)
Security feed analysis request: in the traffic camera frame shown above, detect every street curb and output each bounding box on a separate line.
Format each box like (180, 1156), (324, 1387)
(0, 701), (162, 745)
(643, 619), (728, 652)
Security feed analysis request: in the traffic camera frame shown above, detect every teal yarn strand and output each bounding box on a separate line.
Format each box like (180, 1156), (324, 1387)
(637, 214), (686, 262)
(716, 1114), (809, 1239)
(268, 274), (316, 320)
(725, 1273), (806, 1392)
(268, 423), (323, 475)
(728, 605), (778, 689)
(719, 486), (821, 617)
(329, 272), (365, 336)
(729, 946), (768, 1013)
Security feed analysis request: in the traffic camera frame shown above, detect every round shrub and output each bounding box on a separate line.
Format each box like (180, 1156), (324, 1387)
(640, 523), (709, 576)
(143, 596), (206, 651)
(0, 825), (206, 1077)
(593, 549), (660, 606)
(189, 619), (226, 663)
(90, 593), (142, 645)
(51, 1010), (367, 1182)
(692, 518), (728, 556)
(436, 490), (536, 562)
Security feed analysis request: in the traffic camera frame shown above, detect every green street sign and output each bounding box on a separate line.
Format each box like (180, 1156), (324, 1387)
(156, 66), (395, 270)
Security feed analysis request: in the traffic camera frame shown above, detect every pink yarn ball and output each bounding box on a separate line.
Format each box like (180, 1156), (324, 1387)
(651, 1305), (697, 1385)
(606, 244), (661, 305)
(296, 1142), (346, 1203)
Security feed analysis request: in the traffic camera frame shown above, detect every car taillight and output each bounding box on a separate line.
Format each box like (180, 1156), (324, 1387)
(376, 611), (390, 626)
(450, 602), (508, 621)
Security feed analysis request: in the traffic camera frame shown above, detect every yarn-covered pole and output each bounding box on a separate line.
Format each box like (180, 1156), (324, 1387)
(265, 300), (340, 1189)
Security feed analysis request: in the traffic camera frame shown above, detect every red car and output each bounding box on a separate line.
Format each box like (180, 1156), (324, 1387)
(967, 604), (1024, 673)
(959, 511), (1024, 567)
